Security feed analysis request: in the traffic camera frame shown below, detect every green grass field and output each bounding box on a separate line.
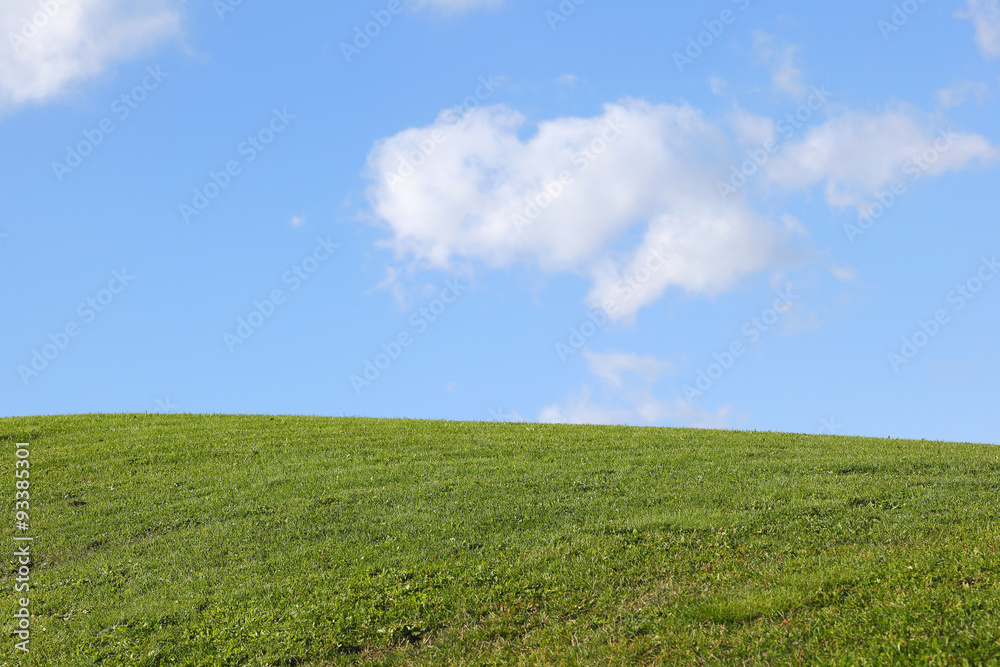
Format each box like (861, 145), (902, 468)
(1, 415), (999, 666)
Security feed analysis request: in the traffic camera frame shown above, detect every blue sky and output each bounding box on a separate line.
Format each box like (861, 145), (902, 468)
(1, 0), (998, 444)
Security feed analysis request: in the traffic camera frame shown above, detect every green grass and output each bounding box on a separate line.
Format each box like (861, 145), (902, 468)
(2, 415), (999, 666)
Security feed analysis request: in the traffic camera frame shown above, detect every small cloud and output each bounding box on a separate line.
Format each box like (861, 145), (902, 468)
(936, 80), (989, 108)
(371, 266), (411, 310)
(290, 215), (306, 228)
(708, 76), (728, 95)
(765, 109), (999, 209)
(753, 33), (808, 99)
(830, 265), (858, 282)
(778, 306), (822, 337)
(488, 406), (522, 421)
(539, 386), (731, 429)
(584, 350), (673, 389)
(556, 74), (580, 87)
(538, 386), (636, 425)
(781, 214), (807, 235)
(957, 0), (1000, 58)
(539, 350), (730, 428)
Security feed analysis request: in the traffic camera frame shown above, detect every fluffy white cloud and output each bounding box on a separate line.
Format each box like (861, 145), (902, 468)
(764, 109), (998, 208)
(538, 350), (731, 428)
(365, 98), (996, 320)
(366, 99), (792, 321)
(0, 0), (180, 111)
(957, 0), (1000, 57)
(583, 208), (787, 321)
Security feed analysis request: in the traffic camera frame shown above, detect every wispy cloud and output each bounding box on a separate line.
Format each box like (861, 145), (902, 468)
(753, 33), (808, 99)
(937, 80), (990, 108)
(764, 109), (997, 208)
(957, 0), (1000, 58)
(556, 73), (581, 87)
(584, 350), (673, 389)
(539, 350), (732, 428)
(539, 385), (732, 429)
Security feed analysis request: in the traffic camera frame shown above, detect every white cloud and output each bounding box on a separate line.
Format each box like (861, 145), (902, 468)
(780, 214), (806, 235)
(936, 80), (989, 108)
(372, 266), (410, 310)
(830, 266), (858, 283)
(583, 208), (786, 321)
(538, 350), (731, 428)
(708, 76), (728, 96)
(764, 109), (998, 208)
(407, 0), (505, 14)
(539, 388), (636, 425)
(556, 73), (580, 87)
(771, 53), (806, 99)
(539, 392), (731, 428)
(957, 0), (1000, 57)
(0, 0), (180, 111)
(753, 33), (808, 99)
(365, 99), (793, 321)
(583, 349), (672, 388)
(729, 106), (775, 146)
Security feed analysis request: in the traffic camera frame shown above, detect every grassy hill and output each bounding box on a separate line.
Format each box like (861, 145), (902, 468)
(2, 415), (999, 665)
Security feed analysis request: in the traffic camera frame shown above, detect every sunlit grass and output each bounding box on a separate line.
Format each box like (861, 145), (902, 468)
(2, 415), (998, 665)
